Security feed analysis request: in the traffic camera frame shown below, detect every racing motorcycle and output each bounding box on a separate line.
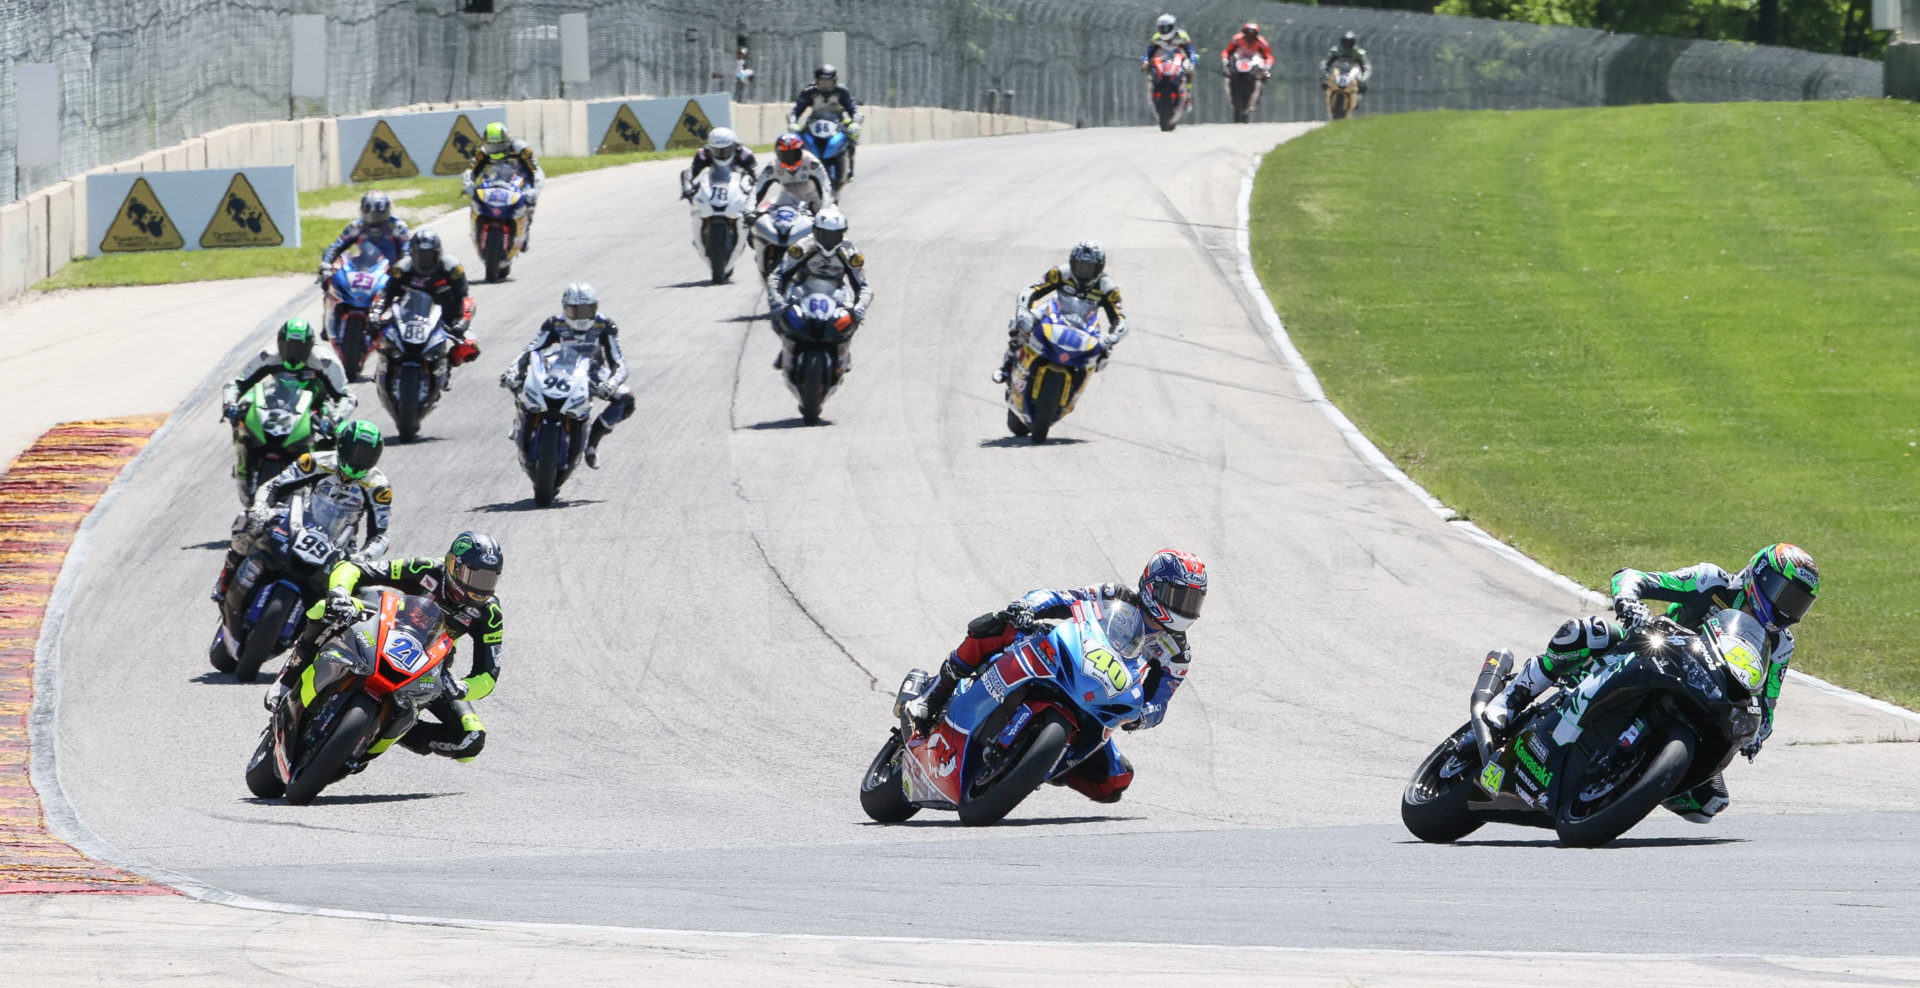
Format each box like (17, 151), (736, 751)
(747, 201), (815, 280)
(375, 290), (465, 442)
(209, 493), (353, 684)
(1003, 295), (1111, 444)
(1150, 52), (1191, 132)
(1326, 59), (1363, 120)
(773, 284), (858, 426)
(511, 341), (597, 506)
(688, 161), (751, 285)
(323, 240), (392, 381)
(228, 375), (328, 507)
(861, 596), (1148, 826)
(799, 116), (853, 192)
(1226, 52), (1270, 124)
(1402, 614), (1769, 848)
(245, 590), (458, 805)
(469, 161), (529, 283)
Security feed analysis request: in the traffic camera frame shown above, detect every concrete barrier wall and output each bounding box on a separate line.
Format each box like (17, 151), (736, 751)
(2, 100), (1064, 305)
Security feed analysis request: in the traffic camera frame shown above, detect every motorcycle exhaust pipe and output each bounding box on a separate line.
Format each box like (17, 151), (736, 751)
(1468, 648), (1513, 762)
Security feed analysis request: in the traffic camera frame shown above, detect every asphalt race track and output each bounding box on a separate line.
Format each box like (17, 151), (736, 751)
(47, 124), (1920, 955)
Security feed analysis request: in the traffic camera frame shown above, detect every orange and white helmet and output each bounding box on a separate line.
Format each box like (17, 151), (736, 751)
(775, 134), (805, 172)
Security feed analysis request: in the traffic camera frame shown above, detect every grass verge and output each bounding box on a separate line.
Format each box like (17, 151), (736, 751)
(1249, 99), (1920, 709)
(35, 147), (715, 291)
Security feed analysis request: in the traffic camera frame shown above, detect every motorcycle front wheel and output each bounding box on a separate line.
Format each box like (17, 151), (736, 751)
(705, 219), (736, 285)
(234, 584), (297, 684)
(533, 420), (563, 507)
(1554, 723), (1696, 847)
(395, 363), (423, 441)
(1028, 367), (1068, 444)
(797, 350), (829, 425)
(1401, 724), (1485, 843)
(859, 730), (919, 823)
(284, 693), (379, 805)
(958, 709), (1071, 826)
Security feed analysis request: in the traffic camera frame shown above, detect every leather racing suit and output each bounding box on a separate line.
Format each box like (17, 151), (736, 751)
(1222, 35), (1274, 71)
(752, 152), (836, 214)
(320, 217), (411, 266)
(215, 450), (394, 604)
(502, 313), (635, 451)
(468, 141), (545, 250)
(788, 83), (862, 180)
(221, 348), (359, 502)
(681, 147), (761, 197)
(1323, 44), (1371, 82)
(769, 235), (875, 371)
(1000, 266), (1130, 380)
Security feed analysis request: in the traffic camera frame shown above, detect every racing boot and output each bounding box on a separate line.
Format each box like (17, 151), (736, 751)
(1482, 654), (1554, 731)
(1663, 773), (1730, 823)
(584, 420), (611, 470)
(904, 656), (966, 736)
(991, 327), (1022, 384)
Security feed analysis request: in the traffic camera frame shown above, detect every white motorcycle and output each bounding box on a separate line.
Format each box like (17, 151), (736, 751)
(746, 200), (816, 280)
(510, 341), (597, 508)
(688, 163), (751, 284)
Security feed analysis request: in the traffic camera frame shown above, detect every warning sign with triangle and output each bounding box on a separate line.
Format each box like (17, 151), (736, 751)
(596, 104), (655, 155)
(199, 172), (286, 248)
(666, 99), (715, 150)
(434, 114), (485, 175)
(350, 120), (418, 182)
(99, 178), (185, 253)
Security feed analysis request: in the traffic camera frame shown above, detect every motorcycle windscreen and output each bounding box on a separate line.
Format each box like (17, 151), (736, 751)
(1706, 609), (1771, 694)
(348, 241), (387, 271)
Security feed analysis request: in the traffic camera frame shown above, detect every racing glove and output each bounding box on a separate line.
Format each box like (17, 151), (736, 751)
(1001, 600), (1038, 633)
(324, 591), (364, 622)
(221, 402), (242, 423)
(317, 261), (332, 284)
(498, 369), (520, 390)
(1614, 598), (1652, 631)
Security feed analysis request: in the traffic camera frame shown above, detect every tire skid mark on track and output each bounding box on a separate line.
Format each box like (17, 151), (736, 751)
(0, 417), (172, 894)
(748, 533), (880, 692)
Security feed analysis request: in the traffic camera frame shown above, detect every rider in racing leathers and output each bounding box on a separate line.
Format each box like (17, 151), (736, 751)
(1221, 22), (1274, 115)
(274, 532), (505, 763)
(787, 64), (863, 182)
(1482, 544), (1821, 823)
(767, 208), (873, 370)
(680, 127), (759, 200)
(499, 283), (633, 470)
(375, 230), (479, 389)
(468, 122), (545, 252)
(750, 134), (836, 216)
(906, 549), (1209, 803)
(213, 420), (392, 604)
(1323, 31), (1371, 88)
(318, 191), (411, 273)
(1142, 14), (1198, 107)
(994, 240), (1130, 384)
(220, 318), (358, 503)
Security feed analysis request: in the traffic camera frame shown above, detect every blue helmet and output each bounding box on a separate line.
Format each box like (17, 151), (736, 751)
(1139, 548), (1207, 632)
(1738, 543), (1818, 631)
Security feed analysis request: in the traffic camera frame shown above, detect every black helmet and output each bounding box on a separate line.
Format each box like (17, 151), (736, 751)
(360, 191), (392, 225)
(1068, 240), (1106, 286)
(333, 420), (384, 481)
(815, 63), (838, 84)
(410, 228), (442, 270)
(443, 531), (503, 610)
(1341, 31), (1358, 47)
(278, 318), (316, 370)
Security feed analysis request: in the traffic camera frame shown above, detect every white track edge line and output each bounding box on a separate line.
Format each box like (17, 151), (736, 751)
(1231, 153), (1920, 727)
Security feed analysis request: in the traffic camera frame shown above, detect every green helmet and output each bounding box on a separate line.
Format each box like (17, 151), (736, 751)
(1737, 543), (1819, 631)
(279, 318), (316, 370)
(483, 122), (511, 159)
(333, 420), (384, 480)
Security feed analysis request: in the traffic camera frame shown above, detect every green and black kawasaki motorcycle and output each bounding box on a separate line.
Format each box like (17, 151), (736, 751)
(228, 375), (330, 506)
(1402, 612), (1768, 847)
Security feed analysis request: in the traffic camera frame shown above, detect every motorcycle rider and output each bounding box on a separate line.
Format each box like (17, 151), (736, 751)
(1142, 14), (1198, 108)
(749, 134), (837, 217)
(1482, 544), (1820, 824)
(212, 420), (392, 604)
(273, 532), (504, 764)
(767, 208), (873, 371)
(375, 229), (479, 389)
(1323, 31), (1371, 89)
(787, 64), (863, 183)
(993, 240), (1130, 384)
(498, 283), (632, 470)
(317, 191), (411, 278)
(905, 549), (1209, 803)
(1221, 22), (1273, 73)
(679, 127), (759, 200)
(220, 319), (357, 502)
(468, 122), (544, 252)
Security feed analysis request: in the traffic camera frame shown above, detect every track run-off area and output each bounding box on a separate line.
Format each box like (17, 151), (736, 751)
(11, 124), (1920, 982)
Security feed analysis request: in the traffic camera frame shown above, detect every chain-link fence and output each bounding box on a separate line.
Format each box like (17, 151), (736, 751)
(2, 0), (1884, 204)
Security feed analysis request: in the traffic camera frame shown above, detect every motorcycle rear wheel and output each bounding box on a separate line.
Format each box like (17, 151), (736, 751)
(958, 709), (1071, 826)
(1401, 725), (1485, 843)
(533, 420), (563, 507)
(1028, 368), (1068, 444)
(1554, 723), (1696, 847)
(798, 350), (829, 425)
(234, 585), (297, 684)
(284, 693), (379, 805)
(859, 730), (920, 822)
(245, 729), (286, 799)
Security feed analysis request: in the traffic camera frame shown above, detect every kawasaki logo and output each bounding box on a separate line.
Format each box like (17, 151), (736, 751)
(1516, 739), (1552, 786)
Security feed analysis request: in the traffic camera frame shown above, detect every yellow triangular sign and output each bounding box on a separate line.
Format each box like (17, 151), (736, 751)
(666, 100), (714, 149)
(199, 172), (285, 248)
(99, 177), (184, 253)
(596, 104), (655, 155)
(435, 114), (485, 175)
(350, 120), (418, 182)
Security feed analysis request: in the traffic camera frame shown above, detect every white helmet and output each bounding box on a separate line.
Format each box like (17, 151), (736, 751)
(1156, 13), (1177, 32)
(814, 208), (848, 250)
(706, 126), (740, 162)
(562, 282), (598, 331)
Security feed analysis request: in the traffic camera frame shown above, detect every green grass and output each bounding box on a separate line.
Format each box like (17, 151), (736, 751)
(1249, 99), (1920, 709)
(35, 147), (718, 290)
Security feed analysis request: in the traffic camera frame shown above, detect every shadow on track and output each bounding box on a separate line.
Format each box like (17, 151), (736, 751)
(744, 417), (832, 431)
(978, 436), (1088, 448)
(243, 792), (460, 807)
(473, 498), (608, 513)
(657, 279), (730, 290)
(863, 814), (1140, 829)
(181, 540), (229, 551)
(1433, 836), (1747, 849)
(719, 313), (770, 323)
